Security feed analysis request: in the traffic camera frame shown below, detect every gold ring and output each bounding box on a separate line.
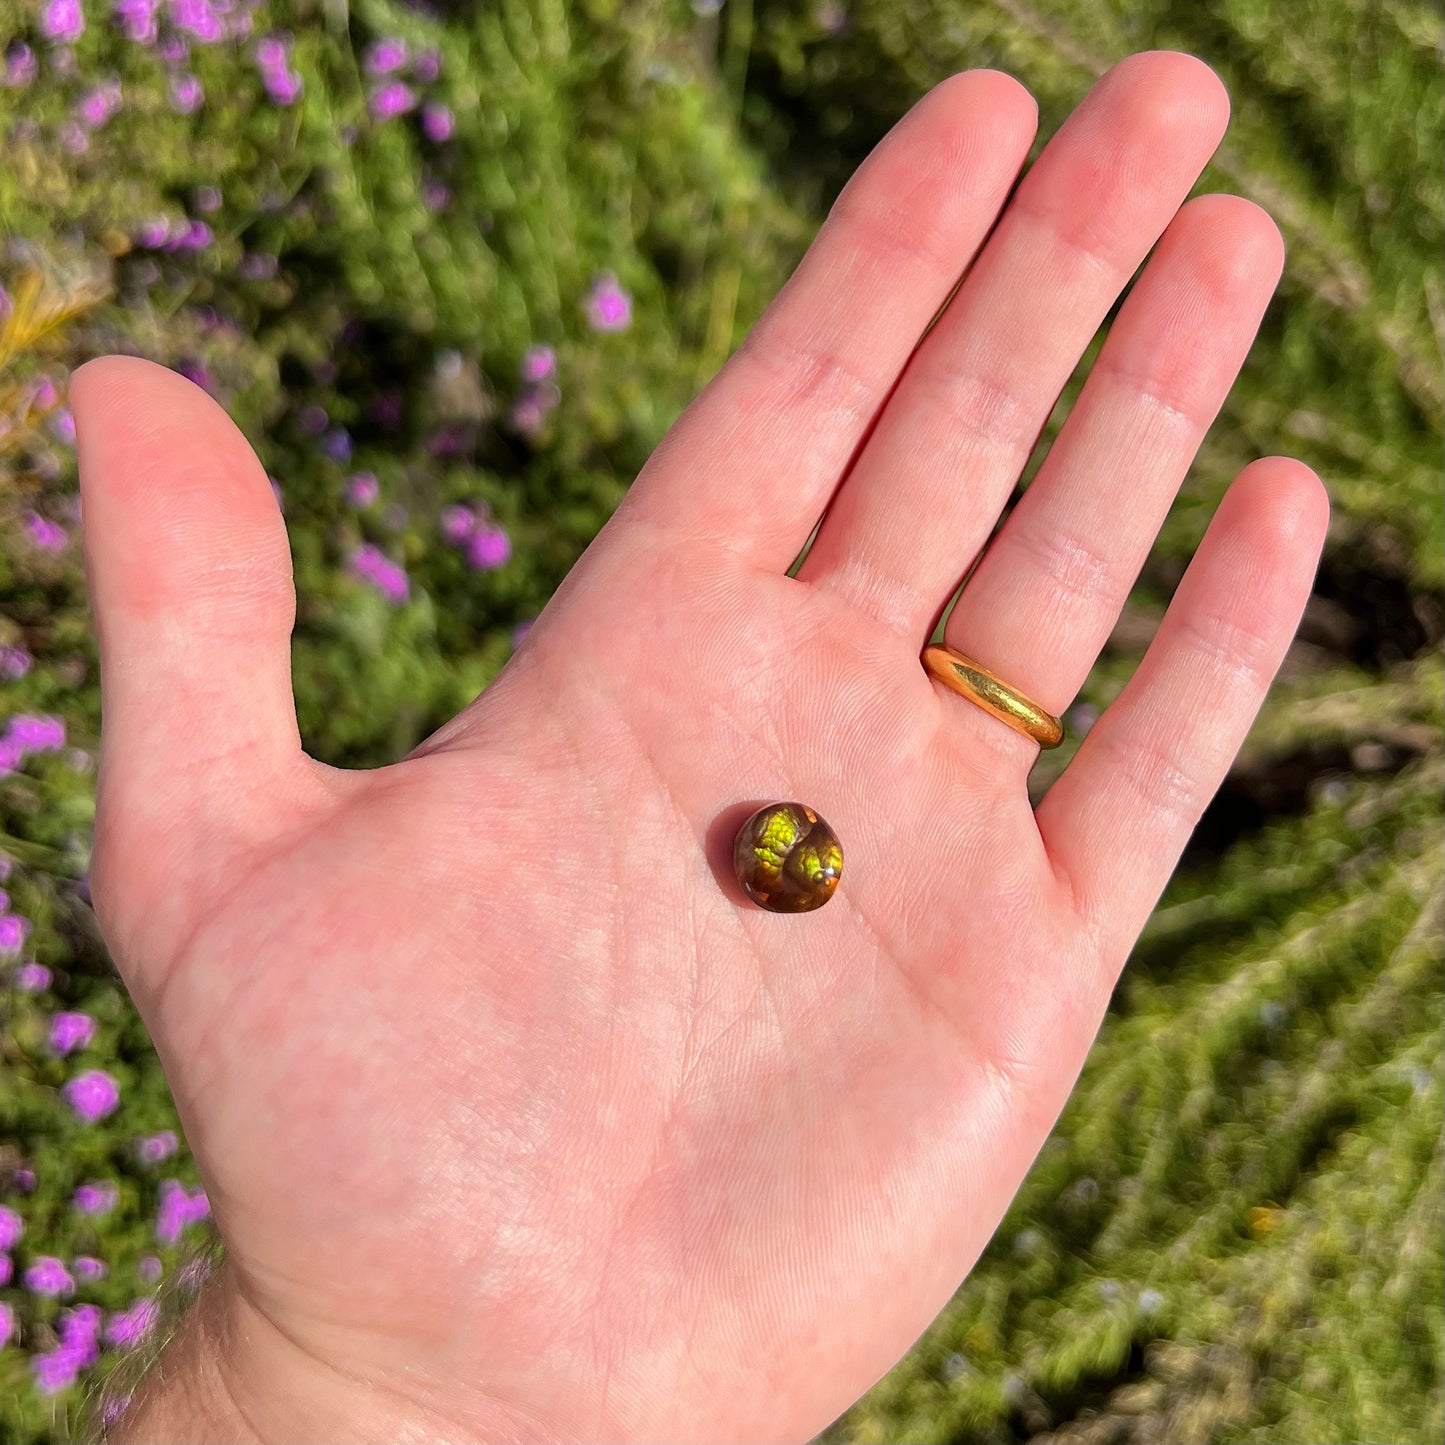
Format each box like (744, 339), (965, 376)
(921, 645), (1063, 749)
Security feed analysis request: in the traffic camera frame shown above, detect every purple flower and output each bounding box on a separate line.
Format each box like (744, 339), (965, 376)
(136, 1254), (163, 1284)
(0, 738), (24, 777)
(113, 1), (161, 44)
(0, 1254), (11, 1286)
(510, 384), (559, 436)
(156, 1183), (183, 1241)
(4, 42), (38, 86)
(12, 1166), (36, 1191)
(585, 273), (633, 332)
(23, 512), (68, 551)
(73, 1180), (119, 1217)
(421, 179), (450, 212)
(263, 69), (302, 103)
(322, 428), (353, 462)
(0, 1205), (23, 1250)
(509, 393), (543, 435)
(467, 525), (512, 571)
(421, 100), (453, 142)
(172, 0), (222, 43)
(50, 1011), (96, 1055)
(158, 33), (188, 64)
(169, 72), (204, 113)
(60, 1304), (102, 1360)
(255, 35), (302, 105)
(77, 81), (122, 129)
(364, 37), (407, 75)
(195, 184), (221, 213)
(62, 1070), (121, 1123)
(136, 217), (171, 248)
(136, 1129), (179, 1165)
(74, 1255), (107, 1282)
(0, 914), (31, 952)
(166, 219), (213, 251)
(347, 544), (410, 604)
(511, 619), (534, 649)
(412, 47), (441, 83)
(8, 714), (67, 751)
(345, 473), (380, 508)
(520, 345), (557, 383)
(25, 1255), (75, 1296)
(49, 406), (76, 443)
(108, 1297), (160, 1348)
(0, 645), (34, 680)
(440, 504), (477, 544)
(299, 403), (328, 433)
(0, 1301), (13, 1344)
(369, 80), (416, 120)
(156, 1179), (210, 1242)
(32, 1347), (81, 1395)
(176, 359), (213, 393)
(13, 961), (51, 991)
(42, 0), (85, 44)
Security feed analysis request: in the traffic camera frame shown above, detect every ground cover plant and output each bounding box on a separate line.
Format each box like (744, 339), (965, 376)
(1, 2), (1440, 1441)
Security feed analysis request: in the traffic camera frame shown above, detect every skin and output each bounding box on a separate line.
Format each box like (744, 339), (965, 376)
(74, 51), (1328, 1445)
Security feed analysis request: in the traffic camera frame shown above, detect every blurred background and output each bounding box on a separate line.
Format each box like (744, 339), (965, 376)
(0, 1), (1440, 1440)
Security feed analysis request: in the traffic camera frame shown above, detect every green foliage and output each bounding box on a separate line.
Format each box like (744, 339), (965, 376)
(0, 1), (1440, 1441)
(833, 754), (1443, 1444)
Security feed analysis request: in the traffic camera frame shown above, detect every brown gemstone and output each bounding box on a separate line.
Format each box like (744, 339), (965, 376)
(732, 802), (843, 913)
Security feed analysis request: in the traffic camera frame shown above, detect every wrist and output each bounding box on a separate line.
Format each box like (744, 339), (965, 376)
(102, 1269), (258, 1444)
(103, 1264), (560, 1444)
(104, 1267), (417, 1444)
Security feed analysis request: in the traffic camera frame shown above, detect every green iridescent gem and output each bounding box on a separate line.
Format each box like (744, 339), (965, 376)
(732, 802), (843, 913)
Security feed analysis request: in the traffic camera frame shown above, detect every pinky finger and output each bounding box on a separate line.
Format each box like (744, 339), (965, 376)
(1036, 456), (1329, 961)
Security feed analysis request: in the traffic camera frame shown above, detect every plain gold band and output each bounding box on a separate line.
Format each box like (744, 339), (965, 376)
(921, 645), (1064, 750)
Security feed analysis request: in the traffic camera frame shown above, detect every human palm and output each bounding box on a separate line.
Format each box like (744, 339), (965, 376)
(77, 54), (1326, 1444)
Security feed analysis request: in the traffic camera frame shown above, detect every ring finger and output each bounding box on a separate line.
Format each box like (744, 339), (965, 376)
(796, 51), (1229, 634)
(940, 191), (1285, 757)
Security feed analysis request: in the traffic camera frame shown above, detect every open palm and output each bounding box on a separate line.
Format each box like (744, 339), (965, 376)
(78, 53), (1326, 1445)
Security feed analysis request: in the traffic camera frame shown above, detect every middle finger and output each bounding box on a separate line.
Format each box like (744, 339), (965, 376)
(796, 51), (1229, 635)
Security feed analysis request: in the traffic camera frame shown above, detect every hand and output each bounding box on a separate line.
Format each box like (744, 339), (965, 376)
(76, 51), (1326, 1445)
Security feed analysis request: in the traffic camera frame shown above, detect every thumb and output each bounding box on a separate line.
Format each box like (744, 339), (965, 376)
(72, 357), (309, 973)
